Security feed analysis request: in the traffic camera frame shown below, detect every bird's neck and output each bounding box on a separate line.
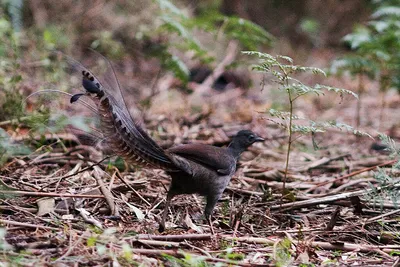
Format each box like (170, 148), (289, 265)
(227, 142), (246, 159)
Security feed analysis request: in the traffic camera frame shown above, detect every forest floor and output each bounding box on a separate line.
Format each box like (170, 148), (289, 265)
(1, 49), (400, 266)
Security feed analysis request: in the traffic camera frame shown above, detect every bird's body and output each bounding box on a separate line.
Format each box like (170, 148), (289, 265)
(72, 67), (263, 231)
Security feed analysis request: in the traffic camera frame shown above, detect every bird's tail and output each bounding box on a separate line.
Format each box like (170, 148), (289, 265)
(68, 57), (178, 171)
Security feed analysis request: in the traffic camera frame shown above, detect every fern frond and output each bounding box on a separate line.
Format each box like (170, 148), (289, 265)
(268, 109), (304, 120)
(323, 121), (373, 138)
(372, 6), (400, 18)
(315, 84), (359, 99)
(242, 51), (277, 61)
(378, 133), (398, 157)
(291, 124), (325, 134)
(223, 17), (274, 49)
(286, 83), (324, 97)
(156, 0), (187, 18)
(160, 15), (191, 39)
(343, 26), (372, 50)
(280, 65), (326, 76)
(162, 54), (190, 83)
(330, 56), (378, 78)
(276, 55), (293, 63)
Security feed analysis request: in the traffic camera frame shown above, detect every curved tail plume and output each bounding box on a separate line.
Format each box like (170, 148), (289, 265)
(63, 53), (179, 171)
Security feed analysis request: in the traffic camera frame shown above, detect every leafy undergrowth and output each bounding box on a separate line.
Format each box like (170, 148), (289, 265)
(0, 115), (399, 266)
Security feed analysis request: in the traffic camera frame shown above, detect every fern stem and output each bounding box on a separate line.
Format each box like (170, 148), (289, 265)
(283, 90), (293, 198)
(356, 74), (364, 128)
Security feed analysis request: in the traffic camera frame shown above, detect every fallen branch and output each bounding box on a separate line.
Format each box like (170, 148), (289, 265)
(0, 219), (59, 230)
(126, 248), (264, 267)
(0, 190), (105, 199)
(136, 234), (212, 241)
(269, 181), (400, 211)
(43, 156), (112, 188)
(93, 166), (119, 216)
(222, 235), (400, 254)
(295, 154), (350, 172)
(308, 159), (396, 191)
(136, 239), (181, 248)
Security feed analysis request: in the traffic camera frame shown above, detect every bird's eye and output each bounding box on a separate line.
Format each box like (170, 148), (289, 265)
(248, 134), (255, 141)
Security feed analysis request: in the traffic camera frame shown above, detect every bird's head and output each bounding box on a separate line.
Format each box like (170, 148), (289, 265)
(228, 130), (264, 156)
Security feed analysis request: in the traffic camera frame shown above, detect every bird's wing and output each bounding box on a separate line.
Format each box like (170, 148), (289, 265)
(167, 144), (236, 175)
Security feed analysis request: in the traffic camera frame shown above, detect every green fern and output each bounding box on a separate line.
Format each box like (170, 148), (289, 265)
(149, 0), (273, 83)
(330, 55), (377, 79)
(378, 133), (398, 158)
(0, 128), (31, 166)
(245, 51), (363, 196)
(372, 6), (400, 18)
(363, 133), (400, 208)
(332, 0), (400, 129)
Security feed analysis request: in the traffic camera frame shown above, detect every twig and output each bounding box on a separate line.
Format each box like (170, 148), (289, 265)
(137, 234), (212, 241)
(325, 207), (341, 231)
(222, 235), (275, 246)
(307, 241), (399, 255)
(392, 257), (400, 267)
(330, 178), (376, 194)
(55, 161), (83, 191)
(114, 168), (151, 206)
(184, 241), (213, 257)
(93, 166), (119, 216)
(0, 190), (105, 199)
(308, 159), (396, 192)
(364, 209), (400, 225)
(54, 229), (85, 262)
(0, 219), (59, 230)
(76, 208), (103, 229)
(221, 235), (400, 253)
(269, 181), (400, 211)
(295, 154), (350, 172)
(136, 239), (180, 248)
(43, 156), (112, 188)
(125, 249), (262, 267)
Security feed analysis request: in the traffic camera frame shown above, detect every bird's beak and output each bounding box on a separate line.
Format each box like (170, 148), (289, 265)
(255, 136), (265, 142)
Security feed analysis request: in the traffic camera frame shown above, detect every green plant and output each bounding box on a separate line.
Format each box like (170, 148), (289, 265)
(366, 133), (400, 208)
(0, 228), (12, 251)
(163, 253), (210, 267)
(273, 238), (293, 267)
(145, 0), (273, 84)
(0, 128), (30, 166)
(244, 51), (365, 196)
(330, 55), (377, 127)
(218, 247), (245, 261)
(331, 0), (400, 129)
(0, 15), (24, 122)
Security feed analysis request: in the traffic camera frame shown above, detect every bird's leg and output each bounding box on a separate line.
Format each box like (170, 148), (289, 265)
(205, 194), (220, 235)
(159, 192), (174, 232)
(206, 214), (215, 236)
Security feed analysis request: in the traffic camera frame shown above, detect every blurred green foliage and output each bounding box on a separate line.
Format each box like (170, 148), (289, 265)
(0, 128), (30, 166)
(365, 133), (400, 208)
(0, 14), (24, 122)
(145, 0), (273, 83)
(332, 0), (400, 92)
(300, 18), (320, 46)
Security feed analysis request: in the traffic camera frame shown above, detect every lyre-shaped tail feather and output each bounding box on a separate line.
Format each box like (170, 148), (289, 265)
(67, 53), (179, 171)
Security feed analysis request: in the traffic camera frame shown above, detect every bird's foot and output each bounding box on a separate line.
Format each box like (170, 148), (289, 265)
(206, 215), (216, 236)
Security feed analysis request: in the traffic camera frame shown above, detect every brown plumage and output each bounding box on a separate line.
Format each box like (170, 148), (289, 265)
(71, 63), (264, 232)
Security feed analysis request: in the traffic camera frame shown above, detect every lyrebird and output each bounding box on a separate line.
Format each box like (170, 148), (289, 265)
(37, 54), (264, 232)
